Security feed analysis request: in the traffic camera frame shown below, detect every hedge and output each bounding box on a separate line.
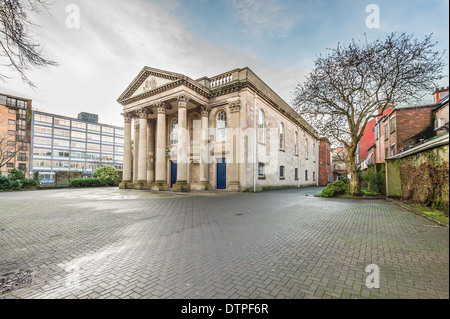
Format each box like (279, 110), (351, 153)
(69, 178), (108, 188)
(0, 169), (40, 191)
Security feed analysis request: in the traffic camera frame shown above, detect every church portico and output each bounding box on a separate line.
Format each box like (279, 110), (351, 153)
(118, 66), (320, 192)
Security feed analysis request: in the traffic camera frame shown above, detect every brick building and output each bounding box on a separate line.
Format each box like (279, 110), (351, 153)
(357, 107), (394, 165)
(432, 86), (449, 104)
(433, 95), (449, 136)
(0, 93), (32, 177)
(331, 146), (346, 181)
(318, 137), (333, 186)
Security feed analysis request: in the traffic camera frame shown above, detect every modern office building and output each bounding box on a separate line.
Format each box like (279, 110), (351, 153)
(0, 93), (33, 177)
(30, 111), (124, 179)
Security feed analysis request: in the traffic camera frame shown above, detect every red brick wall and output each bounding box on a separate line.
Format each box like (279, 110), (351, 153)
(319, 139), (331, 186)
(395, 106), (434, 153)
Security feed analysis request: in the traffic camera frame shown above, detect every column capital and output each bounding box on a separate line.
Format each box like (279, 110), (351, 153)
(200, 106), (210, 117)
(157, 106), (167, 114)
(138, 108), (149, 119)
(228, 99), (241, 113)
(154, 101), (168, 114)
(178, 94), (190, 108)
(122, 112), (133, 123)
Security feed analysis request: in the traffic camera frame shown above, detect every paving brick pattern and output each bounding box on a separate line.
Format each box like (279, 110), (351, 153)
(0, 187), (448, 299)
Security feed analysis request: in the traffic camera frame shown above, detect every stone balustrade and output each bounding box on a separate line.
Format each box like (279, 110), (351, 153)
(210, 73), (233, 88)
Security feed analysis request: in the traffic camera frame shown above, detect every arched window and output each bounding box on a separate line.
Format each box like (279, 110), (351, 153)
(170, 118), (178, 145)
(279, 122), (285, 150)
(280, 166), (285, 179)
(258, 109), (265, 143)
(216, 110), (227, 142)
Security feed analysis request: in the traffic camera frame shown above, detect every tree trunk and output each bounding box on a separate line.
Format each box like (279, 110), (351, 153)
(346, 145), (361, 196)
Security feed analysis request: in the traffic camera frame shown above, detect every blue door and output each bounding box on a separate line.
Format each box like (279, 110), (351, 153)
(170, 161), (177, 188)
(216, 158), (226, 190)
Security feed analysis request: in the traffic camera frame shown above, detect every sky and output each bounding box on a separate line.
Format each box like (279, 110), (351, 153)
(1, 0), (449, 127)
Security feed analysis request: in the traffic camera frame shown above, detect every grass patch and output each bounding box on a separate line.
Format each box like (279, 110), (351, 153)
(412, 205), (449, 225)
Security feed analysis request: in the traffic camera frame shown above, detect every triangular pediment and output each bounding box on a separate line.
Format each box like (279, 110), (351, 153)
(117, 67), (185, 103)
(130, 75), (174, 98)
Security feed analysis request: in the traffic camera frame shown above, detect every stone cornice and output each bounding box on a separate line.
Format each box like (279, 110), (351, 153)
(119, 67), (318, 139)
(120, 78), (210, 105)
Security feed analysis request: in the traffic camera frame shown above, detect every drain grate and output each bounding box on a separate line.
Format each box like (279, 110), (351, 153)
(0, 269), (35, 293)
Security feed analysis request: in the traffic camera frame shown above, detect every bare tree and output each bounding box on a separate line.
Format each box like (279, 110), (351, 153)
(0, 0), (57, 88)
(0, 137), (25, 170)
(293, 33), (446, 195)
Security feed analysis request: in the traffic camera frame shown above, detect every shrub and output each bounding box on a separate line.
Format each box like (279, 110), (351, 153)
(33, 171), (40, 184)
(9, 180), (23, 191)
(8, 169), (25, 181)
(321, 180), (350, 198)
(360, 169), (385, 194)
(69, 178), (108, 188)
(93, 166), (119, 186)
(0, 175), (10, 191)
(0, 170), (39, 191)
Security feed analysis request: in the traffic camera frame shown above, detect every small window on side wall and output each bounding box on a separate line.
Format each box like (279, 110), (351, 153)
(258, 162), (265, 178)
(280, 166), (285, 179)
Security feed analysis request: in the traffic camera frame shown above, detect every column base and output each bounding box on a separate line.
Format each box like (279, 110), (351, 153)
(228, 181), (241, 192)
(191, 181), (211, 191)
(134, 180), (151, 190)
(172, 181), (191, 192)
(152, 181), (169, 191)
(119, 181), (134, 189)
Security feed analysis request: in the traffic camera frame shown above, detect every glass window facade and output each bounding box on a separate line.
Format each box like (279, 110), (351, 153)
(30, 112), (124, 175)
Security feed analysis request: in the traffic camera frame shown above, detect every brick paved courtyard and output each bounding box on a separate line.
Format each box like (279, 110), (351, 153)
(0, 187), (448, 299)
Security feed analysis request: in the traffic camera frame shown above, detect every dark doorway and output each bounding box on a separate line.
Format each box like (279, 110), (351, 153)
(216, 158), (226, 190)
(170, 161), (177, 188)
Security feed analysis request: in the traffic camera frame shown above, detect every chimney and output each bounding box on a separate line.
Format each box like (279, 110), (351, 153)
(433, 86), (449, 104)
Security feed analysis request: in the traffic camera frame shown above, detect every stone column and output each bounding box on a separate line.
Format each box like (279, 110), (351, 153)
(153, 103), (168, 191)
(228, 99), (241, 191)
(119, 112), (133, 189)
(133, 120), (140, 182)
(173, 94), (191, 192)
(135, 108), (149, 189)
(147, 119), (155, 184)
(199, 106), (210, 190)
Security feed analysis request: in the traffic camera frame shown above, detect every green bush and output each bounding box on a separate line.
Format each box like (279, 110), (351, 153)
(33, 171), (40, 184)
(8, 169), (25, 181)
(321, 180), (350, 198)
(0, 169), (39, 191)
(93, 166), (119, 186)
(69, 178), (107, 188)
(360, 169), (385, 194)
(0, 175), (11, 191)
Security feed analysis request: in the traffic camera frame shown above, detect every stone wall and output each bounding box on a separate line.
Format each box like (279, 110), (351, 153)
(386, 139), (449, 214)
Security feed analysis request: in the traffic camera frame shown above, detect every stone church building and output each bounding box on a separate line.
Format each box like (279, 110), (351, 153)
(117, 66), (319, 192)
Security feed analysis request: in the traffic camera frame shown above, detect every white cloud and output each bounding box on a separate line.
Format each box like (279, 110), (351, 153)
(226, 0), (298, 36)
(0, 0), (258, 126)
